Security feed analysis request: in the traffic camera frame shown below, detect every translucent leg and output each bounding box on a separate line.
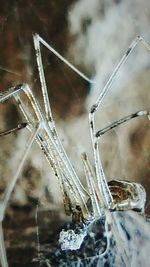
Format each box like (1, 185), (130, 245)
(89, 36), (150, 210)
(96, 110), (150, 138)
(33, 34), (90, 216)
(0, 222), (8, 267)
(81, 153), (102, 218)
(0, 123), (27, 137)
(0, 126), (40, 267)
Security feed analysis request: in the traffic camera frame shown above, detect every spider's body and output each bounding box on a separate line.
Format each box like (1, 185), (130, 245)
(108, 180), (146, 213)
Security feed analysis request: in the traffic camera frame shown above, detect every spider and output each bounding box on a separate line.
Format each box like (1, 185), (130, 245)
(0, 34), (150, 267)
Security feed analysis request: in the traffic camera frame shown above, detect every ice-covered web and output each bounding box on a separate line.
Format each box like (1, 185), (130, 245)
(34, 211), (150, 267)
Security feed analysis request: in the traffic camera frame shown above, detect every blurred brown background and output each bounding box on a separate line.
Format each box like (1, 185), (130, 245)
(0, 0), (149, 266)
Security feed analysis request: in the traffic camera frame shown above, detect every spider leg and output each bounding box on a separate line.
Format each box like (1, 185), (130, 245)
(13, 90), (83, 211)
(96, 110), (150, 138)
(0, 83), (43, 123)
(1, 85), (74, 263)
(19, 102), (88, 217)
(89, 36), (150, 210)
(0, 126), (40, 267)
(44, 126), (91, 218)
(33, 34), (91, 218)
(0, 222), (8, 267)
(90, 36), (150, 114)
(33, 33), (94, 125)
(81, 153), (103, 218)
(0, 122), (27, 137)
(81, 109), (149, 217)
(44, 139), (83, 212)
(0, 84), (23, 102)
(1, 82), (89, 216)
(1, 126), (39, 216)
(6, 83), (90, 217)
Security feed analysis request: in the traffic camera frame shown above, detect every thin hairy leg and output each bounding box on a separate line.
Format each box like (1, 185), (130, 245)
(0, 85), (24, 103)
(33, 34), (91, 217)
(81, 153), (102, 218)
(0, 121), (75, 214)
(0, 81), (87, 213)
(14, 94), (86, 211)
(6, 85), (89, 216)
(19, 102), (87, 213)
(89, 36), (150, 210)
(96, 110), (150, 138)
(0, 126), (40, 267)
(0, 222), (8, 267)
(0, 122), (27, 137)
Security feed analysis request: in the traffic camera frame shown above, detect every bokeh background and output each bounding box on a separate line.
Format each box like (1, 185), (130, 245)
(0, 0), (149, 266)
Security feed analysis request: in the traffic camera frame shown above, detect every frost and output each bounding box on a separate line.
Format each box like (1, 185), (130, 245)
(59, 227), (87, 250)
